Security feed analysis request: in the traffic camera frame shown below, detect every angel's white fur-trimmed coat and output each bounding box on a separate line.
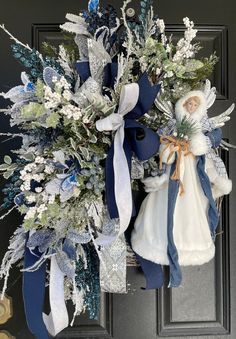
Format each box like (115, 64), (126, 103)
(131, 90), (230, 267)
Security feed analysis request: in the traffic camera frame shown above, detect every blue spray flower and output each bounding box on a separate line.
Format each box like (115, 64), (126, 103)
(61, 173), (78, 191)
(88, 0), (99, 13)
(25, 82), (35, 92)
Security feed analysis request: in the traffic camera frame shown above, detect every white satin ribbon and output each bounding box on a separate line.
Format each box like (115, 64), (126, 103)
(43, 256), (69, 336)
(96, 83), (139, 241)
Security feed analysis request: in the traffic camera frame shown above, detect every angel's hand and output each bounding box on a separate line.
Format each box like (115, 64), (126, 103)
(209, 103), (235, 128)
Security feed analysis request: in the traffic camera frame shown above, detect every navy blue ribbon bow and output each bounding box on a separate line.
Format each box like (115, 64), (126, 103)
(76, 61), (118, 89)
(106, 73), (161, 218)
(23, 245), (49, 339)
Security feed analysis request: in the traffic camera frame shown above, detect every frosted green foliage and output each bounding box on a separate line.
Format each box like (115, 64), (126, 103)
(21, 102), (46, 119)
(46, 112), (60, 128)
(35, 80), (45, 100)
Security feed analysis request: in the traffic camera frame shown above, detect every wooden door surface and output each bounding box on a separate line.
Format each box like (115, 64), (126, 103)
(0, 1), (235, 338)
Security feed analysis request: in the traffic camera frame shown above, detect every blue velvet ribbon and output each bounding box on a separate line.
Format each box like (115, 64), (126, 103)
(23, 245), (49, 339)
(76, 61), (118, 88)
(135, 252), (164, 289)
(106, 73), (161, 218)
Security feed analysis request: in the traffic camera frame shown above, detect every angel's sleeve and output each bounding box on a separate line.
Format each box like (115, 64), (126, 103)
(157, 118), (176, 136)
(204, 128), (222, 149)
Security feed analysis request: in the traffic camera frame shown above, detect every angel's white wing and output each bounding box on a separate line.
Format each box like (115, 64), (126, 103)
(220, 139), (236, 150)
(204, 79), (217, 109)
(209, 103), (235, 128)
(154, 93), (174, 119)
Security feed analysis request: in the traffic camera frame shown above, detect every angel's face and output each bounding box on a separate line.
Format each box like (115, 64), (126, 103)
(184, 97), (200, 114)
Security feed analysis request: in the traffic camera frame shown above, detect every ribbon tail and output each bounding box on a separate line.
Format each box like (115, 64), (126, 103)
(23, 247), (50, 339)
(105, 143), (118, 219)
(43, 256), (69, 337)
(100, 234), (127, 293)
(135, 252), (164, 289)
(113, 124), (133, 235)
(105, 136), (134, 220)
(167, 163), (182, 287)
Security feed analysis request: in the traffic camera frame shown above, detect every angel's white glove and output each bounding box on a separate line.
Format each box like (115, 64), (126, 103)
(159, 143), (176, 165)
(189, 133), (209, 156)
(142, 173), (169, 193)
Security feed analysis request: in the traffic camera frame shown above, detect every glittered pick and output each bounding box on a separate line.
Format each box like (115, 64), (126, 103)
(75, 244), (100, 319)
(27, 230), (56, 253)
(43, 67), (61, 89)
(100, 234), (127, 293)
(67, 229), (92, 244)
(55, 250), (75, 278)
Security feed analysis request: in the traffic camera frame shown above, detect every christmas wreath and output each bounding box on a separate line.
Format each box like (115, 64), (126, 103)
(0, 0), (234, 337)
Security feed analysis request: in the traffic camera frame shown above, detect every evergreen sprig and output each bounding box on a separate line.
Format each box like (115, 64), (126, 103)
(176, 116), (199, 140)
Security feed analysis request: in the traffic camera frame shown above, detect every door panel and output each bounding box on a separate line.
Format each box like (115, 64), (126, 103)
(0, 1), (235, 338)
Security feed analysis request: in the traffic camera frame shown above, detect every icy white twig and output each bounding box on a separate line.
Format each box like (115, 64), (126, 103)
(0, 24), (44, 63)
(0, 24), (32, 51)
(70, 279), (84, 326)
(0, 132), (24, 138)
(0, 206), (16, 221)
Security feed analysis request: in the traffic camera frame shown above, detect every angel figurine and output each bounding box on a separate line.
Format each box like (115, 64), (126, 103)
(131, 80), (234, 286)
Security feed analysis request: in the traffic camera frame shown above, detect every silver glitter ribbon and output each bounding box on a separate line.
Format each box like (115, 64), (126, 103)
(100, 234), (127, 293)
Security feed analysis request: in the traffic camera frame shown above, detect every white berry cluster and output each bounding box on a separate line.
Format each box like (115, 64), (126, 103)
(44, 76), (72, 109)
(20, 162), (45, 191)
(52, 76), (71, 90)
(20, 156), (54, 192)
(24, 203), (48, 220)
(156, 18), (168, 46)
(156, 18), (165, 34)
(24, 189), (56, 221)
(60, 104), (82, 121)
(44, 86), (62, 109)
(173, 17), (198, 62)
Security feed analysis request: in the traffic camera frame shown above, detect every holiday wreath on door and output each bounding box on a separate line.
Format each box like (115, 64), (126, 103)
(0, 0), (234, 337)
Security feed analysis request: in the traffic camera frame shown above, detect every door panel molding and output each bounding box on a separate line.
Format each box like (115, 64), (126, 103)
(32, 23), (61, 51)
(57, 293), (113, 339)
